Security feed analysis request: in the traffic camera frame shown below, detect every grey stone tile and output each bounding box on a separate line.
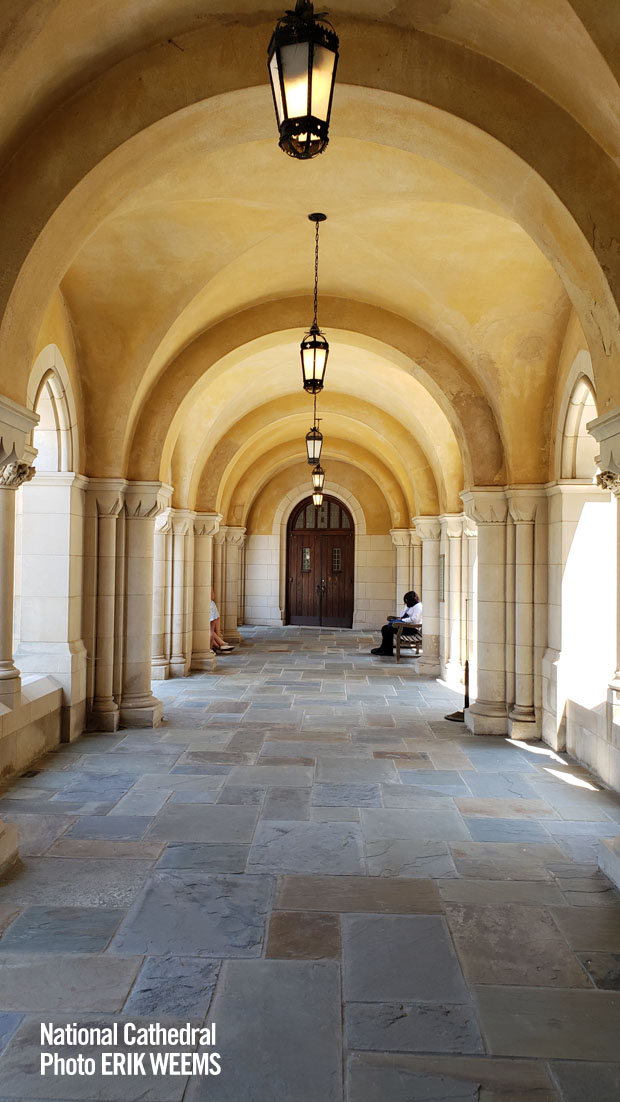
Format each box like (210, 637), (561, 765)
(168, 787), (219, 803)
(276, 874), (442, 914)
(311, 783), (382, 807)
(45, 839), (164, 860)
(147, 803), (258, 843)
(312, 806), (360, 821)
(0, 954), (141, 1012)
(475, 985), (620, 1059)
(461, 772), (539, 799)
(555, 877), (620, 907)
(224, 765), (313, 786)
(185, 960), (342, 1102)
(261, 787), (312, 820)
(380, 784), (456, 810)
(347, 1053), (554, 1102)
(361, 808), (470, 843)
(79, 754), (177, 774)
(124, 956), (220, 1016)
(398, 771), (472, 796)
(0, 1013), (22, 1056)
(248, 820), (365, 875)
(156, 842), (249, 872)
(446, 903), (590, 987)
(108, 790), (171, 816)
(216, 785), (265, 805)
(346, 1000), (484, 1053)
(462, 748), (536, 772)
(456, 797), (559, 820)
(0, 814), (75, 857)
(316, 758), (399, 784)
(65, 815), (152, 840)
(0, 906), (123, 953)
(111, 871), (273, 957)
(577, 951), (620, 990)
(136, 772), (224, 791)
(0, 858), (152, 907)
(551, 1060), (620, 1101)
(342, 915), (469, 1002)
(366, 839), (458, 879)
(464, 817), (551, 843)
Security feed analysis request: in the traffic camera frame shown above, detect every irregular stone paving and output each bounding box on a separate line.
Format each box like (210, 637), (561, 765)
(0, 626), (619, 1099)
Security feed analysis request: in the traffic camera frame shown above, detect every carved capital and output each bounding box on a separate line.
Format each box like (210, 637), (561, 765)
(413, 516), (441, 542)
(124, 481), (173, 520)
(170, 509), (192, 537)
(588, 407), (620, 477)
(0, 461), (35, 489)
(440, 514), (465, 540)
(225, 525), (246, 547)
(506, 488), (548, 523)
(0, 395), (39, 469)
(461, 488), (508, 526)
(87, 477), (126, 517)
(597, 470), (620, 496)
(213, 526), (227, 546)
(194, 512), (222, 539)
(390, 528), (412, 548)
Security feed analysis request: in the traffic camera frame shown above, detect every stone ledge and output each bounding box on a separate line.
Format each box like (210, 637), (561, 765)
(599, 835), (620, 892)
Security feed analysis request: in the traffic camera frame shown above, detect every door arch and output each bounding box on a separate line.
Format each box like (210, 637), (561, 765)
(287, 496), (355, 628)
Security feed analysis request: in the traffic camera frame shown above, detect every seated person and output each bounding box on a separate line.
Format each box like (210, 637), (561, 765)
(210, 587), (234, 653)
(371, 591), (422, 656)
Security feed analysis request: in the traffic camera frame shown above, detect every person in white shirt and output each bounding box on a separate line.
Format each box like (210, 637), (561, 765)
(371, 591), (422, 656)
(210, 587), (235, 653)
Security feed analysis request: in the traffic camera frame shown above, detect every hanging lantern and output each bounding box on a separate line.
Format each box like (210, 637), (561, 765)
(305, 424), (323, 465)
(268, 1), (339, 160)
(312, 490), (324, 506)
(311, 463), (325, 491)
(301, 212), (329, 393)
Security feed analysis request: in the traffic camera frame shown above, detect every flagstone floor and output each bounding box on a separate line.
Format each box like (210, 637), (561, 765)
(0, 626), (619, 1100)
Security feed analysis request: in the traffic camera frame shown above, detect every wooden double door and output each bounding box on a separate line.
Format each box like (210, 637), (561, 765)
(287, 497), (354, 628)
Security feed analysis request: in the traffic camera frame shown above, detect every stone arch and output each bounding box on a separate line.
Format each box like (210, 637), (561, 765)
(27, 344), (79, 473)
(560, 371), (599, 480)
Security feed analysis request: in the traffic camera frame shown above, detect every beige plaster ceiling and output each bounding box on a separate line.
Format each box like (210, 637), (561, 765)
(1, 3), (618, 528)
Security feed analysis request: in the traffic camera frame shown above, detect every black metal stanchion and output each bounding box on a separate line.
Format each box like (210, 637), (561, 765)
(445, 659), (469, 722)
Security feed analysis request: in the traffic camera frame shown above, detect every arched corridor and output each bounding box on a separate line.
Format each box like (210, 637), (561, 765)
(1, 1), (620, 1096)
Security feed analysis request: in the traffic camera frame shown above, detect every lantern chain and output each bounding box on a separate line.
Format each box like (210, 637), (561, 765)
(313, 218), (320, 327)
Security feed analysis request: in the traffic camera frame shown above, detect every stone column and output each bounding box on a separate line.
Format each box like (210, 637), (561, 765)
(119, 482), (171, 727)
(440, 514), (465, 684)
(0, 460), (36, 705)
(411, 531), (422, 596)
(506, 489), (547, 739)
(462, 517), (477, 692)
(390, 529), (413, 607)
(461, 488), (509, 735)
(191, 513), (221, 671)
(16, 471), (89, 740)
(213, 526), (227, 612)
(222, 526), (246, 644)
(151, 512), (172, 680)
(413, 516), (441, 665)
(88, 481), (125, 730)
(169, 510), (193, 678)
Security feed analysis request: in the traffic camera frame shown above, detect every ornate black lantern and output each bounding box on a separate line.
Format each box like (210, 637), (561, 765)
(305, 423), (323, 465)
(311, 463), (325, 491)
(312, 490), (324, 506)
(268, 1), (339, 160)
(301, 212), (329, 393)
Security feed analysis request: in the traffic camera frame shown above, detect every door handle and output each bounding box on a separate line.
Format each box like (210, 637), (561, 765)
(316, 580), (326, 595)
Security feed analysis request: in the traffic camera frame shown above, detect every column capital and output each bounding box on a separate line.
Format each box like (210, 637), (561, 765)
(213, 525), (227, 545)
(390, 528), (412, 547)
(506, 487), (548, 523)
(439, 514), (465, 540)
(461, 488), (508, 525)
(587, 406), (620, 476)
(225, 525), (246, 546)
(155, 509), (172, 535)
(0, 460), (36, 489)
(124, 481), (173, 519)
(169, 508), (192, 536)
(413, 516), (441, 541)
(194, 512), (222, 538)
(0, 395), (38, 470)
(597, 470), (620, 497)
(87, 477), (126, 517)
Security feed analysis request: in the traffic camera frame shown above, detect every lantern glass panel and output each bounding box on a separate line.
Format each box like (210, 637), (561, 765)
(269, 53), (285, 124)
(306, 429), (323, 464)
(311, 44), (336, 121)
(312, 492), (323, 507)
(279, 41), (310, 119)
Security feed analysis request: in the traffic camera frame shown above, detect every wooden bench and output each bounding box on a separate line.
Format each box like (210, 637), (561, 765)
(395, 622), (423, 662)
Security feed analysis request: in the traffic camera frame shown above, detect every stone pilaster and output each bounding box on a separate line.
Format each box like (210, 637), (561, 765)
(213, 526), (227, 613)
(412, 516), (441, 664)
(222, 526), (246, 644)
(151, 512), (172, 681)
(411, 531), (422, 596)
(461, 488), (509, 735)
(191, 513), (221, 672)
(169, 510), (193, 678)
(88, 480), (125, 731)
(390, 529), (414, 608)
(440, 514), (465, 684)
(0, 458), (36, 706)
(119, 482), (171, 728)
(507, 489), (547, 740)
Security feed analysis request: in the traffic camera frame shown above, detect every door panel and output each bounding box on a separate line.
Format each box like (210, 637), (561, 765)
(289, 532), (320, 625)
(321, 533), (354, 627)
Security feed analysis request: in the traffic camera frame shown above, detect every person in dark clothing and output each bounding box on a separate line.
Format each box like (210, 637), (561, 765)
(371, 591), (422, 655)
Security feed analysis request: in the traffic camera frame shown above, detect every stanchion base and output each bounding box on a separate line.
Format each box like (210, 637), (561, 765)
(444, 710), (465, 722)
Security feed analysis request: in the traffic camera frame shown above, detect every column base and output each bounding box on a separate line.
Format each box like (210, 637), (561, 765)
(464, 702), (508, 736)
(169, 658), (190, 678)
(599, 836), (620, 892)
(223, 628), (242, 644)
(89, 702), (120, 732)
(119, 694), (163, 729)
(0, 820), (19, 877)
(151, 659), (170, 681)
(191, 650), (218, 672)
(508, 705), (539, 741)
(0, 673), (21, 707)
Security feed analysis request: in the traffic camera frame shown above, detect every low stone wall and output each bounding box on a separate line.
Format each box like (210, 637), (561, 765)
(0, 676), (62, 783)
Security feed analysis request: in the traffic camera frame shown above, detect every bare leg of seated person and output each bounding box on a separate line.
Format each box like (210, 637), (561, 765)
(210, 621), (234, 652)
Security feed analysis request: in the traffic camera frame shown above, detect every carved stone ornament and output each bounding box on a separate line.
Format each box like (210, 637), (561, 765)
(0, 461), (35, 488)
(596, 470), (620, 496)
